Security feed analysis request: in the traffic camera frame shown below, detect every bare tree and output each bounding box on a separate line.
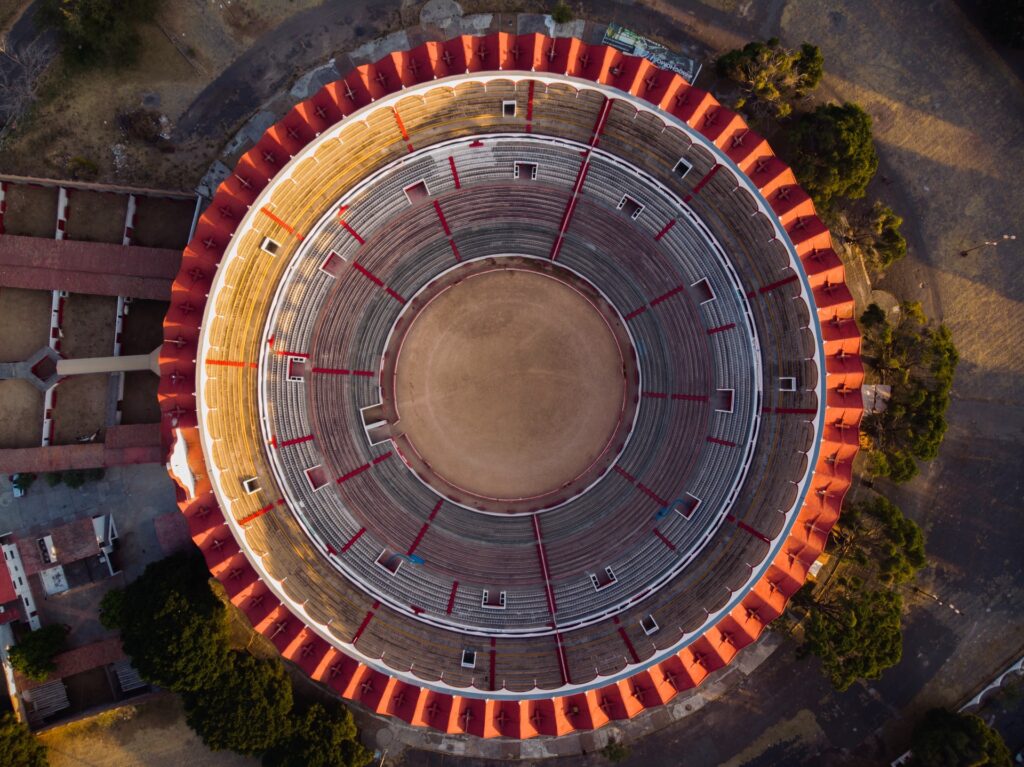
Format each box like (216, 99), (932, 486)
(0, 37), (57, 142)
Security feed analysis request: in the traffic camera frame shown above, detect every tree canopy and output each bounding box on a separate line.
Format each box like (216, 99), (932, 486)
(909, 708), (1012, 767)
(115, 549), (231, 692)
(8, 624), (69, 681)
(843, 497), (926, 586)
(262, 703), (372, 767)
(0, 712), (49, 767)
(789, 102), (879, 207)
(860, 302), (959, 482)
(716, 38), (823, 118)
(39, 0), (161, 69)
(184, 651), (294, 755)
(801, 586), (903, 691)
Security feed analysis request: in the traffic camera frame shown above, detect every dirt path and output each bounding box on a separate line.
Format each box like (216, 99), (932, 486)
(39, 694), (257, 767)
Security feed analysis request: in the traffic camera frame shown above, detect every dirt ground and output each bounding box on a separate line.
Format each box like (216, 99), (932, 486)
(0, 378), (42, 448)
(132, 196), (195, 248)
(2, 183), (58, 237)
(61, 293), (117, 358)
(0, 287), (51, 361)
(120, 371), (159, 425)
(394, 268), (626, 500)
(52, 374), (109, 444)
(64, 190), (129, 244)
(38, 695), (257, 767)
(121, 299), (168, 354)
(0, 1), (322, 190)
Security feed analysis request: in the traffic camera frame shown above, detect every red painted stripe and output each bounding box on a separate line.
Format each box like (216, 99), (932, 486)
(654, 219), (676, 241)
(637, 483), (669, 508)
(278, 434), (314, 448)
(433, 200), (451, 235)
(353, 262), (406, 304)
(238, 502), (275, 526)
(590, 97), (613, 146)
(672, 393), (709, 402)
(550, 154), (591, 261)
(624, 305), (647, 321)
(351, 601), (380, 644)
(339, 218), (364, 245)
(259, 207), (304, 240)
(205, 358), (257, 368)
(385, 287), (406, 304)
(642, 391), (667, 399)
(526, 80), (535, 123)
(341, 527), (365, 553)
(613, 465), (636, 483)
(553, 632), (571, 685)
(392, 108), (412, 151)
(446, 581), (459, 614)
(760, 274), (800, 293)
(489, 637), (497, 691)
(651, 285), (686, 306)
(617, 627), (641, 664)
(774, 407), (818, 415)
(689, 164), (722, 196)
(736, 519), (771, 543)
(372, 451), (393, 465)
(707, 323), (736, 335)
(337, 463), (371, 484)
(407, 523), (431, 556)
(707, 436), (737, 447)
(448, 156), (461, 189)
(532, 515), (558, 616)
(448, 238), (462, 262)
(310, 367), (375, 376)
(653, 528), (676, 551)
(427, 498), (443, 521)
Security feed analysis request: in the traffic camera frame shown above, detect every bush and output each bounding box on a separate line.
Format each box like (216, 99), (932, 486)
(11, 473), (37, 492)
(9, 624), (70, 681)
(98, 587), (124, 630)
(262, 703), (372, 767)
(845, 497), (926, 586)
(0, 712), (48, 767)
(39, 0), (162, 70)
(867, 202), (908, 271)
(600, 736), (630, 762)
(117, 550), (231, 692)
(716, 38), (823, 118)
(909, 708), (1012, 767)
(550, 2), (572, 24)
(118, 108), (162, 143)
(184, 651), (293, 755)
(789, 102), (879, 207)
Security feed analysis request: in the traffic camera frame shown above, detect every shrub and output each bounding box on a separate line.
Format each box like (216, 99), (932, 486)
(600, 736), (630, 762)
(262, 703), (372, 767)
(0, 712), (48, 767)
(909, 708), (1012, 767)
(98, 587), (124, 630)
(716, 38), (823, 118)
(184, 651), (293, 755)
(9, 624), (70, 681)
(789, 102), (879, 207)
(550, 2), (572, 24)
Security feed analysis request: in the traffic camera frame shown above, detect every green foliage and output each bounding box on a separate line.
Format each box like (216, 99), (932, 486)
(716, 38), (824, 118)
(45, 473), (62, 487)
(844, 497), (926, 586)
(974, 0), (1024, 49)
(98, 587), (124, 630)
(117, 550), (231, 692)
(860, 302), (886, 328)
(600, 736), (631, 763)
(908, 708), (1012, 767)
(550, 2), (573, 24)
(262, 703), (372, 767)
(860, 303), (959, 482)
(789, 102), (879, 207)
(802, 589), (903, 691)
(11, 473), (37, 492)
(184, 651), (293, 755)
(9, 624), (70, 681)
(0, 712), (48, 767)
(39, 0), (161, 70)
(41, 468), (106, 488)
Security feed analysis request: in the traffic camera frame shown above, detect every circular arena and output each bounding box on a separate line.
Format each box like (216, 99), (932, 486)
(158, 34), (864, 738)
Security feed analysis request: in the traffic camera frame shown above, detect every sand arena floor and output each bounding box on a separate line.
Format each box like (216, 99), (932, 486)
(389, 262), (635, 509)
